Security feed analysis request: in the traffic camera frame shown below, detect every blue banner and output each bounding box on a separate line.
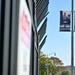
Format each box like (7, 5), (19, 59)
(60, 11), (71, 31)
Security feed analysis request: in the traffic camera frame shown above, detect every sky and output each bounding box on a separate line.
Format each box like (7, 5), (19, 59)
(41, 0), (75, 66)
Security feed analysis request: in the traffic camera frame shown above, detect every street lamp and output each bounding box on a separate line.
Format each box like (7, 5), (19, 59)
(46, 52), (56, 75)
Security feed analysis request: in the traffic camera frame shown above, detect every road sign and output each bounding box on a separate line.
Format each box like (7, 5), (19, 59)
(44, 64), (50, 68)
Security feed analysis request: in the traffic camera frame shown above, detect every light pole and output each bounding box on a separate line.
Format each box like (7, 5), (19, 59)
(46, 52), (56, 75)
(71, 0), (74, 75)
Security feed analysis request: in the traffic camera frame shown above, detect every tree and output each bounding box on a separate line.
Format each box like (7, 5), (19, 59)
(40, 52), (66, 75)
(50, 57), (66, 75)
(50, 57), (63, 66)
(61, 70), (71, 75)
(40, 52), (54, 75)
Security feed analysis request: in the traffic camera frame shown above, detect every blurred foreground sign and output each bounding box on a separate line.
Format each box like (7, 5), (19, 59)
(17, 0), (31, 75)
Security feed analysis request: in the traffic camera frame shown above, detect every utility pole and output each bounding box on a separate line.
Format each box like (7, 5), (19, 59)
(71, 0), (74, 75)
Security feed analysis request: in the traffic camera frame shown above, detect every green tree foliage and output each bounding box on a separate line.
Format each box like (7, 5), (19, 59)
(40, 52), (54, 75)
(61, 70), (71, 75)
(50, 57), (66, 75)
(40, 52), (66, 75)
(50, 57), (63, 66)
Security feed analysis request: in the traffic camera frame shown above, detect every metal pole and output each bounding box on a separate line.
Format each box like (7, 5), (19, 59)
(71, 0), (74, 75)
(38, 34), (40, 75)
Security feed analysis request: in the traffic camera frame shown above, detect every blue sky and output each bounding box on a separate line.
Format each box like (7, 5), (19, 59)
(41, 0), (75, 66)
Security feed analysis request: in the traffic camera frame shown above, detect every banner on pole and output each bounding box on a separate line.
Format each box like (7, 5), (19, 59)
(60, 11), (71, 31)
